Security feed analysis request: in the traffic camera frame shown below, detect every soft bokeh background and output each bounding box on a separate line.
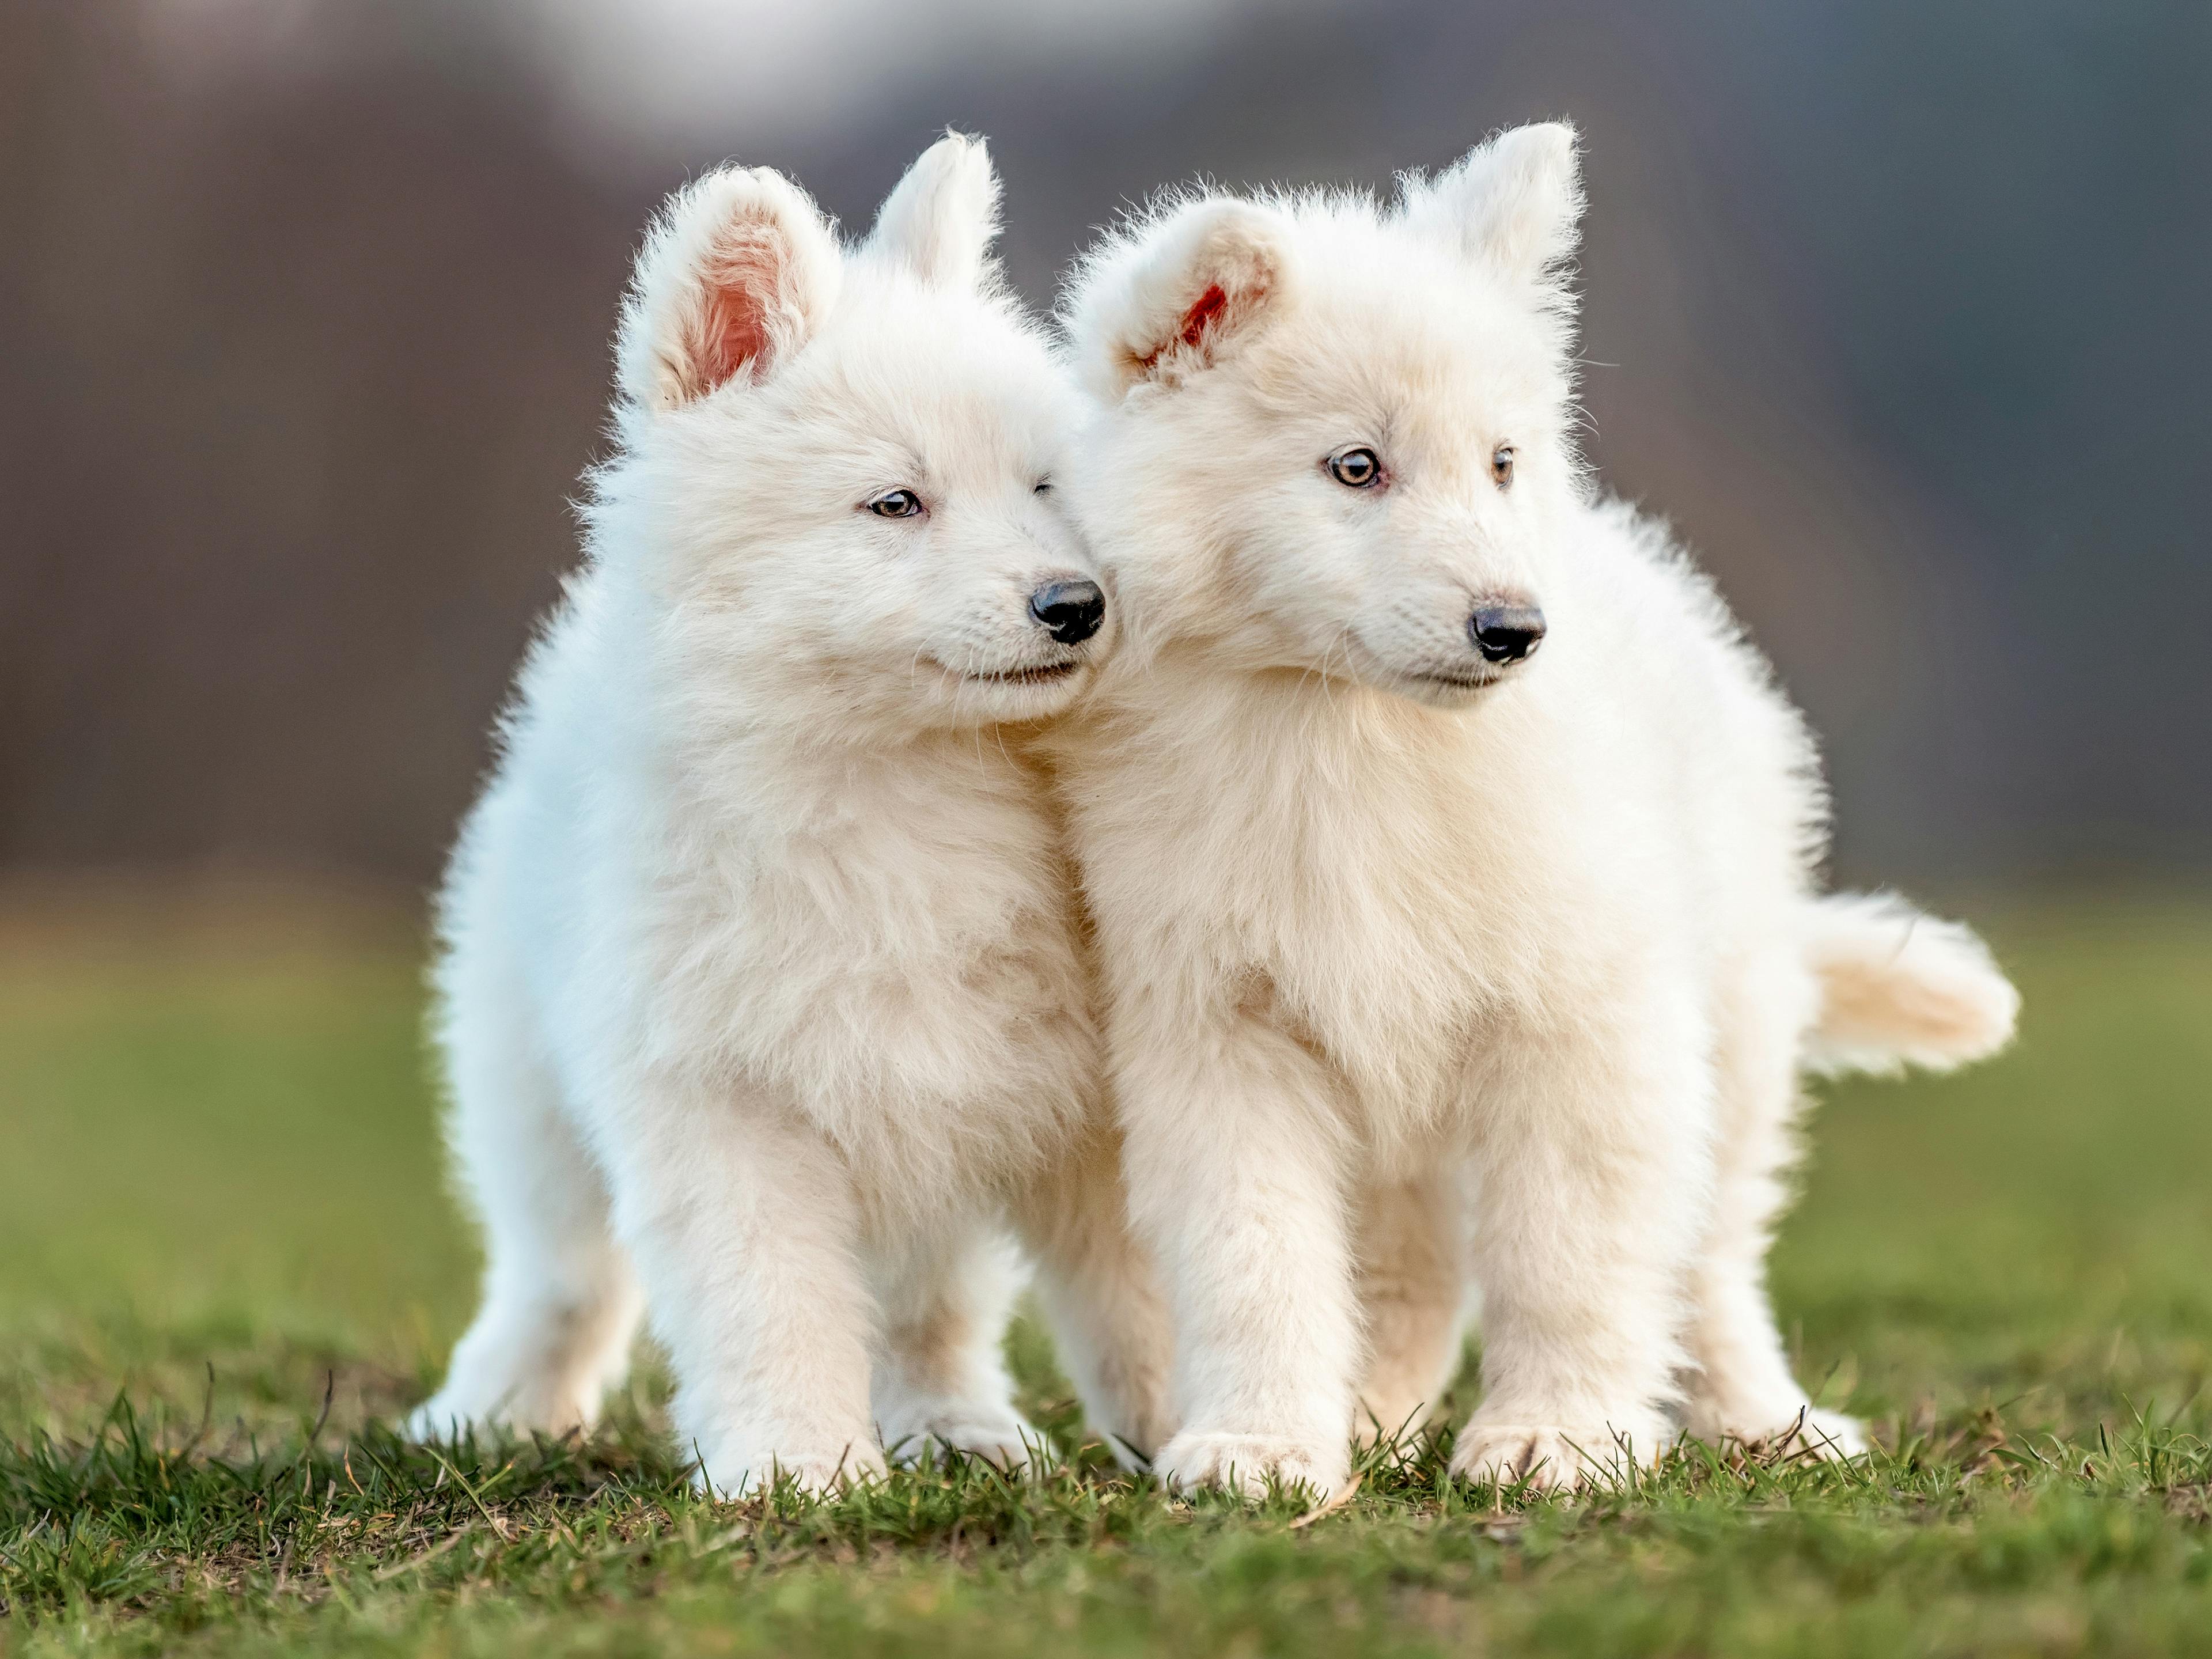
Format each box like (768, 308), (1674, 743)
(5, 0), (2209, 889)
(1, 2), (2206, 1414)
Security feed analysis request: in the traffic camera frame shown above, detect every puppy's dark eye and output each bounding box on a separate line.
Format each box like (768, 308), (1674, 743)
(1033, 479), (1053, 495)
(867, 488), (925, 518)
(1491, 445), (1516, 489)
(1327, 446), (1382, 488)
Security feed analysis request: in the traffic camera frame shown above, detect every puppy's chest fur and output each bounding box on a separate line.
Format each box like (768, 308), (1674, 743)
(1069, 675), (1600, 1153)
(652, 737), (1097, 1195)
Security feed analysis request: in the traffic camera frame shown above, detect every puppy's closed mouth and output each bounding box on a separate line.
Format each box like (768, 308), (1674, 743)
(930, 658), (1085, 687)
(1406, 666), (1505, 691)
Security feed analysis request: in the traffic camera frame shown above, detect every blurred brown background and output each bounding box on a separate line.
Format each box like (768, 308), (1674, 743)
(3, 0), (2206, 898)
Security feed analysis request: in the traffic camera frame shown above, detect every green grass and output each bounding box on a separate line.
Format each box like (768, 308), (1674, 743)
(2, 889), (2209, 1656)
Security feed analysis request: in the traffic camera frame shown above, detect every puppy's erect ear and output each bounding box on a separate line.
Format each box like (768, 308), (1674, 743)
(868, 131), (1002, 290)
(1400, 122), (1584, 292)
(1067, 196), (1295, 400)
(617, 165), (842, 412)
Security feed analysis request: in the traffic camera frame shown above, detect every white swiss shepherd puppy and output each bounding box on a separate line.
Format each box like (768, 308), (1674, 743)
(1048, 123), (2018, 1497)
(407, 135), (1171, 1494)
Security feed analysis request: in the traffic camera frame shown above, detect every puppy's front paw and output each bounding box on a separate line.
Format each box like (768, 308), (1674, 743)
(403, 1382), (592, 1445)
(1753, 1405), (1868, 1460)
(1450, 1418), (1662, 1493)
(1155, 1430), (1347, 1500)
(402, 1395), (479, 1445)
(691, 1439), (887, 1499)
(1687, 1396), (1869, 1460)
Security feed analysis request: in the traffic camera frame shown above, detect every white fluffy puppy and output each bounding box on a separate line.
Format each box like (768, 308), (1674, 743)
(1050, 123), (2017, 1497)
(407, 135), (1171, 1494)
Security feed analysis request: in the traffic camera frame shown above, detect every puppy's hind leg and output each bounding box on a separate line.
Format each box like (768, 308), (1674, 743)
(1353, 1166), (1471, 1461)
(407, 984), (642, 1444)
(1014, 1123), (1177, 1468)
(1681, 955), (1865, 1457)
(873, 1229), (1038, 1473)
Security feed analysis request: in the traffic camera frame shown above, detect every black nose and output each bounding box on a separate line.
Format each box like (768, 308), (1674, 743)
(1469, 603), (1546, 665)
(1029, 579), (1105, 646)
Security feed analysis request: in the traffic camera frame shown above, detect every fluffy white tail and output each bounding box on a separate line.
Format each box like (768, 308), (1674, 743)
(1801, 892), (2020, 1076)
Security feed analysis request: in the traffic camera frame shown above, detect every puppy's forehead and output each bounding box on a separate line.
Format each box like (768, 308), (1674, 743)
(801, 282), (1071, 479)
(1248, 240), (1556, 441)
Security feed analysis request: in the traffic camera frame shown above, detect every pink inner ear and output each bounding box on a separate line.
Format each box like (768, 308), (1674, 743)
(1137, 282), (1233, 374)
(700, 291), (768, 392)
(694, 227), (782, 394)
(1179, 283), (1229, 349)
